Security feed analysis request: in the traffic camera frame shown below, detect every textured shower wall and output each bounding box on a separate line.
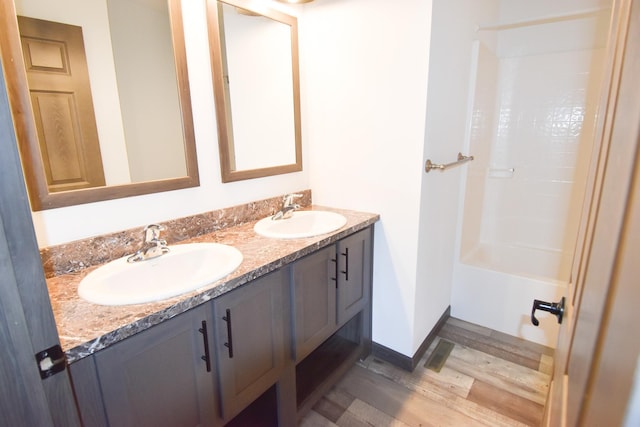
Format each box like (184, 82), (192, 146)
(459, 41), (498, 258)
(452, 1), (611, 346)
(479, 47), (605, 280)
(461, 9), (609, 281)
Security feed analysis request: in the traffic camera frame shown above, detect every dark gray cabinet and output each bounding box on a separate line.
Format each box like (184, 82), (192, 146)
(291, 228), (373, 356)
(336, 228), (372, 326)
(291, 245), (337, 361)
(93, 304), (217, 427)
(212, 268), (288, 422)
(292, 227), (374, 417)
(69, 226), (374, 426)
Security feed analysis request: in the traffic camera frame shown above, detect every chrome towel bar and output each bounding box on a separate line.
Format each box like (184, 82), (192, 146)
(425, 152), (474, 173)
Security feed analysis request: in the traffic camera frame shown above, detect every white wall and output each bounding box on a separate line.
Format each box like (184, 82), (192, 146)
(30, 0), (308, 247)
(301, 0), (433, 356)
(415, 0), (499, 353)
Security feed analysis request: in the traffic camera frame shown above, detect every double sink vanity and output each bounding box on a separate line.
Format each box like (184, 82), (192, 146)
(45, 193), (378, 426)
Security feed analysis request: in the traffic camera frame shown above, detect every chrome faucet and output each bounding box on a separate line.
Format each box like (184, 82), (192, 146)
(272, 193), (302, 220)
(127, 224), (170, 263)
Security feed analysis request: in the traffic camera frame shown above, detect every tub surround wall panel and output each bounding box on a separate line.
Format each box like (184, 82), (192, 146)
(474, 47), (605, 277)
(452, 264), (565, 346)
(447, 0), (608, 347)
(459, 41), (499, 257)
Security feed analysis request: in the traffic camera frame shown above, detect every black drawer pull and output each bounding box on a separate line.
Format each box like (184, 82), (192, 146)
(341, 248), (349, 281)
(222, 309), (234, 358)
(198, 320), (211, 372)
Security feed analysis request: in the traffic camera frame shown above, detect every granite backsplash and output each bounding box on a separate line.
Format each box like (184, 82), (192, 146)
(40, 190), (312, 278)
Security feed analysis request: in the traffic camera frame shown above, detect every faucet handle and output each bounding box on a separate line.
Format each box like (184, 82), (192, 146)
(143, 224), (165, 243)
(283, 193), (303, 207)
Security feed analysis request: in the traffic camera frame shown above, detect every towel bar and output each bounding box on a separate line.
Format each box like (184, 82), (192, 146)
(425, 153), (474, 173)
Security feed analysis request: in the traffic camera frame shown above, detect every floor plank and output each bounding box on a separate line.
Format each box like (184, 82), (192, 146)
(439, 322), (544, 370)
(300, 410), (339, 427)
(312, 388), (355, 423)
(446, 317), (493, 337)
(337, 365), (483, 426)
(337, 399), (411, 427)
(539, 354), (554, 375)
(308, 317), (553, 426)
(445, 344), (550, 405)
(359, 343), (532, 427)
(467, 380), (544, 426)
(362, 353), (475, 399)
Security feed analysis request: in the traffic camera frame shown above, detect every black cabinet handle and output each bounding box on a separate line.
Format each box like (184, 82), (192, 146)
(531, 297), (565, 326)
(341, 248), (349, 281)
(198, 320), (211, 372)
(222, 309), (234, 358)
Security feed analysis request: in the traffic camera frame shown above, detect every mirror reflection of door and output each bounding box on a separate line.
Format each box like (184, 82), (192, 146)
(18, 16), (106, 193)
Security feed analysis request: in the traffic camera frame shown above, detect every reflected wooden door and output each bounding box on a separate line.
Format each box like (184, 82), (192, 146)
(18, 16), (105, 193)
(544, 0), (639, 425)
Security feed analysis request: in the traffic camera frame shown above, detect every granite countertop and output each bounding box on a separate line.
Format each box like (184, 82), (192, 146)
(47, 206), (379, 364)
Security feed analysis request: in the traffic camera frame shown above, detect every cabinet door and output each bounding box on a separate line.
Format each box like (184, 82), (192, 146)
(337, 228), (373, 326)
(213, 268), (287, 421)
(95, 304), (217, 427)
(291, 245), (337, 361)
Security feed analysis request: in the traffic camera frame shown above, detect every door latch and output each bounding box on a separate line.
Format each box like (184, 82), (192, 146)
(35, 344), (66, 379)
(531, 297), (565, 326)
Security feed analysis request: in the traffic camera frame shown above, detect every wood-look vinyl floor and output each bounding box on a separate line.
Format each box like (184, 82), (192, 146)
(300, 317), (554, 427)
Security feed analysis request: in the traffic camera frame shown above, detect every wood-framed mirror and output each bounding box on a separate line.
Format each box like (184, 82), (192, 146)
(207, 0), (302, 183)
(0, 0), (199, 211)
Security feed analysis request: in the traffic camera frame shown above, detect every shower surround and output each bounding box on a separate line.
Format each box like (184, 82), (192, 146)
(451, 0), (610, 346)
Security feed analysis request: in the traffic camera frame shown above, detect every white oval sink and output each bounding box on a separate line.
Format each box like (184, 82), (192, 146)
(254, 211), (347, 239)
(78, 243), (242, 306)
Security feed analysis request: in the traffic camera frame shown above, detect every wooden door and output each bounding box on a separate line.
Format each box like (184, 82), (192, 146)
(337, 228), (373, 326)
(213, 268), (288, 422)
(18, 16), (105, 192)
(544, 0), (639, 425)
(0, 53), (80, 426)
(95, 305), (218, 427)
(291, 245), (337, 361)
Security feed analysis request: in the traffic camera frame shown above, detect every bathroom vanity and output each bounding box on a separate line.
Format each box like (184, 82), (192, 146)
(46, 204), (377, 426)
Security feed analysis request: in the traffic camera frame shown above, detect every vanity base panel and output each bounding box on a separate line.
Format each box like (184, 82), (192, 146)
(68, 356), (108, 427)
(225, 385), (278, 427)
(295, 311), (369, 420)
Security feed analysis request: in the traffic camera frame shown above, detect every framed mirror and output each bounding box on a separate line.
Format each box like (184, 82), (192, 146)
(207, 0), (302, 182)
(0, 0), (199, 211)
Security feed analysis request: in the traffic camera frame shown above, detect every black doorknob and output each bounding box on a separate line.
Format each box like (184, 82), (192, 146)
(531, 297), (565, 326)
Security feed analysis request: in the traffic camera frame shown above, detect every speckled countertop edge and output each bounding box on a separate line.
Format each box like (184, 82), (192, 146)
(47, 206), (379, 364)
